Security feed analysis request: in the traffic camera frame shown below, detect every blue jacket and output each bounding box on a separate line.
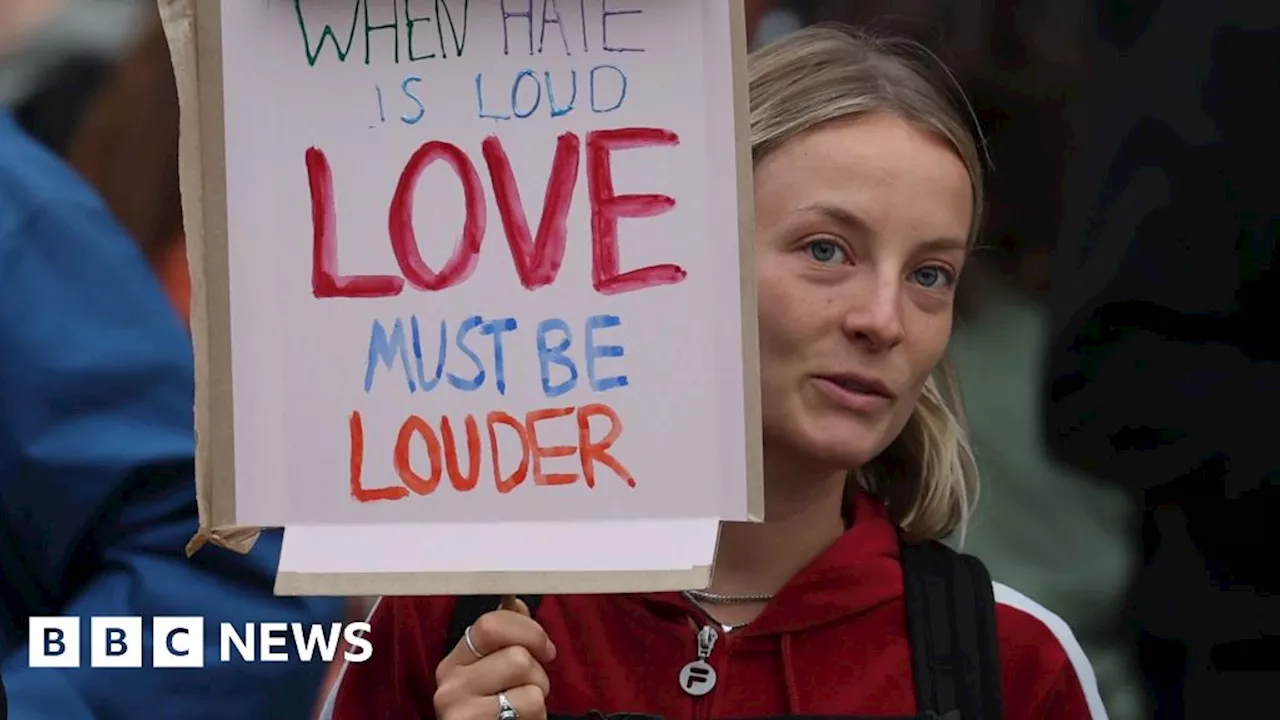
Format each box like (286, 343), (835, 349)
(0, 113), (344, 717)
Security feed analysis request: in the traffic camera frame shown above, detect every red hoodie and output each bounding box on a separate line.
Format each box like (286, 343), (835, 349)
(326, 493), (1107, 719)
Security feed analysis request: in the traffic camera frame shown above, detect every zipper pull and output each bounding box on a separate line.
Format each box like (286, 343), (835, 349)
(679, 625), (719, 697)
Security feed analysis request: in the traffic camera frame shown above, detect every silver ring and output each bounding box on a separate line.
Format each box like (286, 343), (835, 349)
(463, 625), (484, 659)
(497, 691), (520, 720)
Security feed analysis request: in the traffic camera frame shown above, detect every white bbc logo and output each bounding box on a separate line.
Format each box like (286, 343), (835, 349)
(28, 617), (80, 668)
(153, 617), (205, 668)
(29, 617), (205, 668)
(90, 617), (142, 667)
(28, 617), (370, 667)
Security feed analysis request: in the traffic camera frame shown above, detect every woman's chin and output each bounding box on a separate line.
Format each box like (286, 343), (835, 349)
(796, 431), (887, 473)
(764, 414), (892, 472)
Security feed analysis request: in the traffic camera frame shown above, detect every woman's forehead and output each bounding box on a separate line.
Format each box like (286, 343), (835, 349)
(755, 117), (974, 243)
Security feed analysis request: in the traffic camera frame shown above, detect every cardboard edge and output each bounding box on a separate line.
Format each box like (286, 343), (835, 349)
(728, 1), (765, 523)
(164, 1), (759, 550)
(161, 0), (253, 553)
(194, 0), (241, 536)
(274, 567), (713, 597)
(704, 517), (729, 586)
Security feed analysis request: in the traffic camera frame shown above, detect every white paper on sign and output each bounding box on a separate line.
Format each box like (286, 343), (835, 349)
(199, 0), (757, 591)
(277, 520), (722, 595)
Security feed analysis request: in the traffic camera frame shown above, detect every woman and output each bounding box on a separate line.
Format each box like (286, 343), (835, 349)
(328, 25), (1106, 720)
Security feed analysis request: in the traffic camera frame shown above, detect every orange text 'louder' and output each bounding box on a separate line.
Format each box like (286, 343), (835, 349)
(349, 403), (635, 503)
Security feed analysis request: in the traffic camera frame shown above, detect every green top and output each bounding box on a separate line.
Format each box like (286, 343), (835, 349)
(949, 281), (1144, 720)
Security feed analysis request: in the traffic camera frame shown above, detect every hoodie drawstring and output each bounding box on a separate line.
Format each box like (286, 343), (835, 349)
(781, 634), (800, 714)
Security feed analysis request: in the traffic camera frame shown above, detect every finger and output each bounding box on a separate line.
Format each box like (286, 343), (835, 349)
(456, 645), (552, 698)
(438, 610), (556, 677)
(500, 596), (530, 617)
(461, 685), (547, 720)
(465, 611), (555, 662)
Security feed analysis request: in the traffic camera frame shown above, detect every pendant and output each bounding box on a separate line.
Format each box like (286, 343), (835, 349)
(679, 659), (717, 696)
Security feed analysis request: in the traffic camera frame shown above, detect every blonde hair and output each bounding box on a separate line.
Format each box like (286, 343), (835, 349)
(749, 24), (984, 543)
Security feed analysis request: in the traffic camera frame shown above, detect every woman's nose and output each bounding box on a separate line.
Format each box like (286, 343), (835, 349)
(840, 275), (906, 351)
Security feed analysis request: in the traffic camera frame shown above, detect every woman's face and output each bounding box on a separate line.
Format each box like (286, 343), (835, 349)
(754, 113), (973, 472)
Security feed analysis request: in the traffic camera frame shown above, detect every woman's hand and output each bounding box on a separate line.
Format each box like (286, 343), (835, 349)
(434, 598), (558, 720)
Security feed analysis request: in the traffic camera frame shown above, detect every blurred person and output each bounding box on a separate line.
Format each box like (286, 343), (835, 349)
(0, 10), (344, 720)
(742, 0), (774, 44)
(905, 3), (1146, 715)
(951, 258), (1143, 720)
(749, 1), (805, 47)
(1045, 0), (1280, 717)
(328, 26), (1108, 720)
(0, 0), (64, 53)
(63, 13), (368, 714)
(0, 0), (145, 152)
(65, 12), (189, 322)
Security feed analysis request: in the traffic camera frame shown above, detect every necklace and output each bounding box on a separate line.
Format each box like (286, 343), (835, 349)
(683, 588), (774, 604)
(680, 592), (755, 633)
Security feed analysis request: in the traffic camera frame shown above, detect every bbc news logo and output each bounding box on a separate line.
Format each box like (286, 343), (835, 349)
(28, 617), (372, 668)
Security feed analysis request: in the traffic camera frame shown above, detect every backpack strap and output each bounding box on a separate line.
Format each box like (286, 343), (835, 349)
(444, 595), (545, 656)
(901, 540), (1004, 720)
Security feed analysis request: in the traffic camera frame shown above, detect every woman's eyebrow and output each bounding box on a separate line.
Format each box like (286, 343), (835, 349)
(793, 202), (871, 235)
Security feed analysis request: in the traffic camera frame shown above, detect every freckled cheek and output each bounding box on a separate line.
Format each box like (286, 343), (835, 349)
(755, 277), (817, 387)
(756, 275), (826, 357)
(904, 316), (954, 386)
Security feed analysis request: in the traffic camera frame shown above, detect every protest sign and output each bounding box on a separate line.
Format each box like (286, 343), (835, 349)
(162, 0), (760, 595)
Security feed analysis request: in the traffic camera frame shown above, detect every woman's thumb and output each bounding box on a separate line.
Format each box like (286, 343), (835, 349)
(499, 595), (531, 617)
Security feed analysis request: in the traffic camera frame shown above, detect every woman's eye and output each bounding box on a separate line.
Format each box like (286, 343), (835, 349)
(911, 265), (955, 289)
(806, 240), (847, 264)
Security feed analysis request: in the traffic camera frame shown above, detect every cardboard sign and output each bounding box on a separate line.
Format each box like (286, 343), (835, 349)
(162, 0), (761, 595)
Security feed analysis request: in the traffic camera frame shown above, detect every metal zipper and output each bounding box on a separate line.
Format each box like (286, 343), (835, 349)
(678, 624), (720, 697)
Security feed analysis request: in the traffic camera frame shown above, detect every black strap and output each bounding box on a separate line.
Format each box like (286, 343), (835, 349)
(444, 595), (545, 655)
(901, 540), (1004, 720)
